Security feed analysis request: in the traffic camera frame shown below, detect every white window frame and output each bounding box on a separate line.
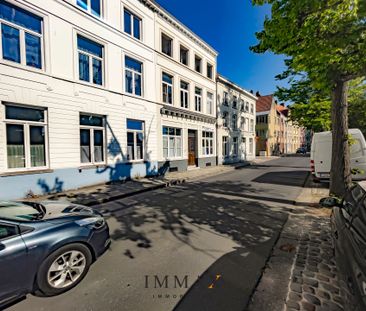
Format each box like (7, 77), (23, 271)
(77, 34), (104, 86)
(240, 116), (245, 130)
(223, 92), (229, 106)
(206, 92), (213, 115)
(207, 63), (213, 79)
(250, 119), (254, 132)
(161, 32), (173, 57)
(79, 114), (106, 165)
(162, 72), (173, 104)
(222, 136), (228, 157)
(162, 127), (182, 159)
(123, 7), (142, 40)
(180, 80), (189, 109)
(124, 55), (143, 97)
(195, 87), (202, 112)
(4, 104), (49, 172)
(202, 131), (214, 156)
(194, 55), (202, 73)
(249, 138), (254, 154)
(77, 0), (103, 17)
(179, 45), (189, 66)
(233, 137), (238, 156)
(0, 4), (44, 70)
(127, 120), (145, 161)
(222, 111), (228, 128)
(232, 114), (237, 130)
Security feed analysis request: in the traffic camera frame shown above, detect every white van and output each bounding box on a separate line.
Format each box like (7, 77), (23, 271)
(311, 129), (366, 181)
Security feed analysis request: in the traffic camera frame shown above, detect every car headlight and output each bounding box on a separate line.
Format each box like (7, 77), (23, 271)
(76, 217), (105, 229)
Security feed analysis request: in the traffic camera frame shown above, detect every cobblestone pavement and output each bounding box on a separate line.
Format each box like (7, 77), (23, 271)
(285, 217), (344, 311)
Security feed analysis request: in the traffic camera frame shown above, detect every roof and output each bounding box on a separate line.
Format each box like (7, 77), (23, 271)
(276, 104), (289, 116)
(256, 95), (274, 112)
(217, 74), (258, 101)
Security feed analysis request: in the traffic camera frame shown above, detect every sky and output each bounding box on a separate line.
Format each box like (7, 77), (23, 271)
(155, 0), (289, 96)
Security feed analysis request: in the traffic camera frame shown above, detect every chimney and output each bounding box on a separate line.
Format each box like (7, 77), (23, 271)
(275, 100), (278, 104)
(255, 91), (261, 97)
(280, 103), (285, 107)
(250, 90), (254, 94)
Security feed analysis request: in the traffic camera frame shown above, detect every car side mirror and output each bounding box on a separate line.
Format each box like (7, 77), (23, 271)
(319, 197), (342, 208)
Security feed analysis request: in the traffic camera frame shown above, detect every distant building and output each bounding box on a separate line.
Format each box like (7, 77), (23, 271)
(217, 75), (257, 164)
(255, 95), (305, 156)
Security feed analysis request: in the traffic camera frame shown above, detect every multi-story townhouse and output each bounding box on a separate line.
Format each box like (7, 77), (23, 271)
(217, 75), (257, 164)
(256, 94), (304, 155)
(0, 0), (160, 199)
(151, 1), (218, 172)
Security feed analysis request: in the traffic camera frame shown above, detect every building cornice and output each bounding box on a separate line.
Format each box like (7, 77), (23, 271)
(161, 105), (216, 124)
(217, 74), (258, 101)
(139, 0), (218, 57)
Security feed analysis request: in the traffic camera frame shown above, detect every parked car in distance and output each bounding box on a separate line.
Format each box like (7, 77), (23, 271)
(311, 129), (366, 181)
(296, 147), (307, 154)
(320, 182), (366, 311)
(0, 201), (110, 309)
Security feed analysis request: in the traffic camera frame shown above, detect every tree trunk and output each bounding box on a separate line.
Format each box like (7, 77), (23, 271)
(330, 80), (352, 197)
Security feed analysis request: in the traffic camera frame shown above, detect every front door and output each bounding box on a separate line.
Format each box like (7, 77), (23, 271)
(188, 130), (197, 166)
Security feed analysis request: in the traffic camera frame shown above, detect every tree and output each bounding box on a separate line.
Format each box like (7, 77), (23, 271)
(349, 80), (366, 136)
(251, 0), (366, 197)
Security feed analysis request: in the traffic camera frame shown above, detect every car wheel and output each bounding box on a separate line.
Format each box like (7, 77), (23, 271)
(35, 243), (92, 296)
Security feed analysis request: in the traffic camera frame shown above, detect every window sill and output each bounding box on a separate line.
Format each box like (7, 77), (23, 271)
(0, 169), (53, 177)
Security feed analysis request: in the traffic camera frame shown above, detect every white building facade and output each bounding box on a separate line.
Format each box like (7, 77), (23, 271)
(217, 75), (257, 164)
(0, 0), (161, 199)
(152, 2), (218, 172)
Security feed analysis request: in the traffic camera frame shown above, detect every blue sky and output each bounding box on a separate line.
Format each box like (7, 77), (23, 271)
(155, 0), (289, 96)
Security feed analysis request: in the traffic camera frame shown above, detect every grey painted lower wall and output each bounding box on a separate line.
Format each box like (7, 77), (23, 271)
(158, 160), (188, 174)
(197, 157), (217, 168)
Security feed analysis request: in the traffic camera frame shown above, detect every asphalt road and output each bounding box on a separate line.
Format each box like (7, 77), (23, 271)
(9, 157), (310, 311)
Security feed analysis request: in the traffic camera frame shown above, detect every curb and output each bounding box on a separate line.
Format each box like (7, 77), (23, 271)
(82, 178), (186, 207)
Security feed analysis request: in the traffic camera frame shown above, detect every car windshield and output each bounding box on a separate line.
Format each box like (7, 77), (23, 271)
(0, 201), (44, 221)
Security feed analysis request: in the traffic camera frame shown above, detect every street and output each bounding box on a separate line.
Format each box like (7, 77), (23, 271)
(9, 157), (310, 311)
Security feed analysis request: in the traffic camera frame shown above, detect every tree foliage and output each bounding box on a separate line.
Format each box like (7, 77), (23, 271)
(251, 0), (366, 197)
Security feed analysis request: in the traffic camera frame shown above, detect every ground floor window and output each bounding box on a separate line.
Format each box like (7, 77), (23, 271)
(222, 136), (228, 157)
(249, 138), (254, 154)
(202, 131), (213, 156)
(127, 119), (144, 161)
(233, 137), (238, 156)
(163, 127), (182, 158)
(80, 114), (105, 164)
(5, 104), (47, 169)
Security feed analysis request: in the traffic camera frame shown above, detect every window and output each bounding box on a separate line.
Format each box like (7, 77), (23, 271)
(232, 114), (237, 130)
(162, 127), (182, 158)
(246, 118), (249, 131)
(206, 92), (213, 115)
(124, 9), (141, 40)
(162, 72), (173, 104)
(127, 119), (144, 161)
(195, 87), (202, 112)
(0, 0), (43, 69)
(223, 92), (229, 106)
(0, 223), (18, 240)
(77, 0), (102, 17)
(207, 63), (213, 79)
(161, 33), (172, 57)
(250, 119), (254, 132)
(5, 105), (47, 169)
(249, 138), (253, 154)
(77, 35), (104, 85)
(250, 104), (254, 114)
(222, 111), (228, 127)
(245, 102), (249, 112)
(195, 55), (202, 73)
(180, 45), (189, 66)
(240, 100), (245, 111)
(222, 136), (228, 157)
(180, 81), (189, 109)
(125, 56), (142, 96)
(233, 137), (238, 156)
(80, 114), (105, 164)
(240, 117), (245, 130)
(233, 96), (238, 109)
(202, 131), (213, 156)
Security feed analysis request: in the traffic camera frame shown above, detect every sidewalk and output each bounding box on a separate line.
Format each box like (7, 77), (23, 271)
(248, 177), (343, 311)
(25, 162), (251, 207)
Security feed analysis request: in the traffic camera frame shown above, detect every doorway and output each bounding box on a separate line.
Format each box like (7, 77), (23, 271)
(188, 130), (197, 166)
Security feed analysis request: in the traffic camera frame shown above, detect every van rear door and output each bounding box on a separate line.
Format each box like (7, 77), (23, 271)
(314, 135), (332, 178)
